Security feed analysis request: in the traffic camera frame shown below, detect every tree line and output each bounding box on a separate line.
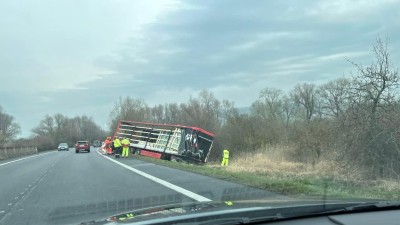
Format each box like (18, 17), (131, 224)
(108, 37), (400, 179)
(0, 112), (105, 151)
(1, 37), (398, 179)
(29, 114), (106, 150)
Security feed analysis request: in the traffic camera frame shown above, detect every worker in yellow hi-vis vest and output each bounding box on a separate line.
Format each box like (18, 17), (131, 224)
(221, 149), (229, 166)
(113, 137), (122, 158)
(121, 137), (130, 158)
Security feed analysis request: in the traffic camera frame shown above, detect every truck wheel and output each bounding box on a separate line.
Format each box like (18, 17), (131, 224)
(163, 154), (171, 160)
(76, 150), (79, 153)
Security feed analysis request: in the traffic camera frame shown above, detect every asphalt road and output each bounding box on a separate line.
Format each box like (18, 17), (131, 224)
(0, 147), (285, 225)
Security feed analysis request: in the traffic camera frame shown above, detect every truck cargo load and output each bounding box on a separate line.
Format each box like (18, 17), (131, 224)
(112, 120), (215, 163)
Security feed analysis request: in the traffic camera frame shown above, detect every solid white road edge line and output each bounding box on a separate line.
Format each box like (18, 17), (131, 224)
(0, 151), (56, 167)
(96, 148), (212, 202)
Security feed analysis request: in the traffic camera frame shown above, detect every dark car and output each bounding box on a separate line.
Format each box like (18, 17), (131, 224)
(57, 143), (69, 151)
(75, 141), (90, 153)
(92, 140), (101, 147)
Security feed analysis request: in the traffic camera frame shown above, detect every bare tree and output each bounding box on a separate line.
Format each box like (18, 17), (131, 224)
(198, 90), (222, 125)
(179, 90), (221, 132)
(32, 114), (105, 149)
(319, 78), (352, 118)
(340, 36), (400, 178)
(151, 104), (165, 123)
(220, 100), (239, 125)
(0, 106), (20, 146)
(109, 96), (150, 130)
(281, 94), (297, 134)
(164, 103), (181, 124)
(291, 83), (318, 122)
(251, 87), (283, 121)
(54, 114), (67, 131)
(349, 36), (399, 125)
(32, 115), (55, 136)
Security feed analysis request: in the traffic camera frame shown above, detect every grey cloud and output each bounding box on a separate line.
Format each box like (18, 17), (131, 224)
(2, 0), (400, 137)
(93, 0), (400, 111)
(104, 0), (381, 90)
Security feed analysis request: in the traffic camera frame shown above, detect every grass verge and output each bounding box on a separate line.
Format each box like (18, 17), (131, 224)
(133, 155), (400, 200)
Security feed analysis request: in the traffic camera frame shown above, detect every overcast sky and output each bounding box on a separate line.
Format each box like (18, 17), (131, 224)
(1, 0), (400, 137)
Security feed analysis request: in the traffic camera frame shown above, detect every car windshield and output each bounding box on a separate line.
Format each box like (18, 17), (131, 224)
(1, 1), (399, 225)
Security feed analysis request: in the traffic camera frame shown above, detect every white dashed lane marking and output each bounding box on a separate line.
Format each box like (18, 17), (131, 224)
(97, 149), (212, 202)
(0, 152), (57, 223)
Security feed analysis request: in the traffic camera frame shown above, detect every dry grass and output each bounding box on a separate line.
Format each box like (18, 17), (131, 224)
(136, 146), (400, 199)
(227, 145), (338, 177)
(222, 145), (400, 196)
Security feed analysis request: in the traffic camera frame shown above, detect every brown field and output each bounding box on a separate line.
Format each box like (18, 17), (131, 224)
(215, 145), (400, 197)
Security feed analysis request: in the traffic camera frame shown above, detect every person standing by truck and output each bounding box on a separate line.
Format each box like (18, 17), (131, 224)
(121, 137), (130, 158)
(221, 149), (230, 166)
(113, 137), (122, 158)
(103, 137), (112, 155)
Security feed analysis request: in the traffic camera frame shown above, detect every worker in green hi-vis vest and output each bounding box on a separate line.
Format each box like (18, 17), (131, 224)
(121, 137), (130, 158)
(113, 137), (122, 158)
(221, 149), (229, 166)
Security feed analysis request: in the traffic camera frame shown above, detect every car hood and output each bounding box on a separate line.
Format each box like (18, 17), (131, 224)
(79, 198), (382, 225)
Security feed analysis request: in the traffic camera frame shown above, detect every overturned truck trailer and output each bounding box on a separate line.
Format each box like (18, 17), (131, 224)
(113, 120), (215, 163)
